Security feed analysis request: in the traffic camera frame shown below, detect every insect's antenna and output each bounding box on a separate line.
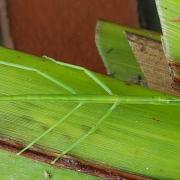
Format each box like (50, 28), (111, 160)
(51, 101), (118, 164)
(17, 103), (83, 155)
(43, 56), (113, 95)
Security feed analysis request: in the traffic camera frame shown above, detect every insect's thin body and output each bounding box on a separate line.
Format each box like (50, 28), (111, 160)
(0, 94), (179, 105)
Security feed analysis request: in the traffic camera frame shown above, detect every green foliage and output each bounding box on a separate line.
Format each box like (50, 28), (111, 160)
(156, 0), (180, 61)
(0, 47), (180, 179)
(0, 149), (99, 180)
(95, 20), (160, 82)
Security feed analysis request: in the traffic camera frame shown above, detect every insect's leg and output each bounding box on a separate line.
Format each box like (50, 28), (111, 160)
(82, 68), (113, 95)
(36, 70), (76, 94)
(0, 61), (76, 94)
(43, 56), (113, 95)
(51, 102), (118, 164)
(17, 103), (83, 155)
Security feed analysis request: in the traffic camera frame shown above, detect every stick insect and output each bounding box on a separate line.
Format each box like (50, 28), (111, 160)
(0, 54), (180, 165)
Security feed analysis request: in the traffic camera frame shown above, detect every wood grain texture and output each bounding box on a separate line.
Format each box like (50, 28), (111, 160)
(6, 0), (139, 73)
(128, 33), (180, 96)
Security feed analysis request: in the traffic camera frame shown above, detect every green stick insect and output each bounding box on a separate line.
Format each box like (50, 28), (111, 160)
(0, 47), (180, 179)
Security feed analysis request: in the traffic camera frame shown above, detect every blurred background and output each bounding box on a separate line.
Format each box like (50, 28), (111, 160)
(0, 0), (161, 74)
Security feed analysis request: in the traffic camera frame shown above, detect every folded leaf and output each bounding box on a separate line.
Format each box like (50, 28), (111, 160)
(95, 20), (160, 84)
(156, 0), (180, 61)
(156, 0), (180, 86)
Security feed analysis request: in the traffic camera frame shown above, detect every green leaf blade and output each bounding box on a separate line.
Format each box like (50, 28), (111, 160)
(0, 149), (99, 180)
(0, 47), (180, 179)
(156, 0), (180, 60)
